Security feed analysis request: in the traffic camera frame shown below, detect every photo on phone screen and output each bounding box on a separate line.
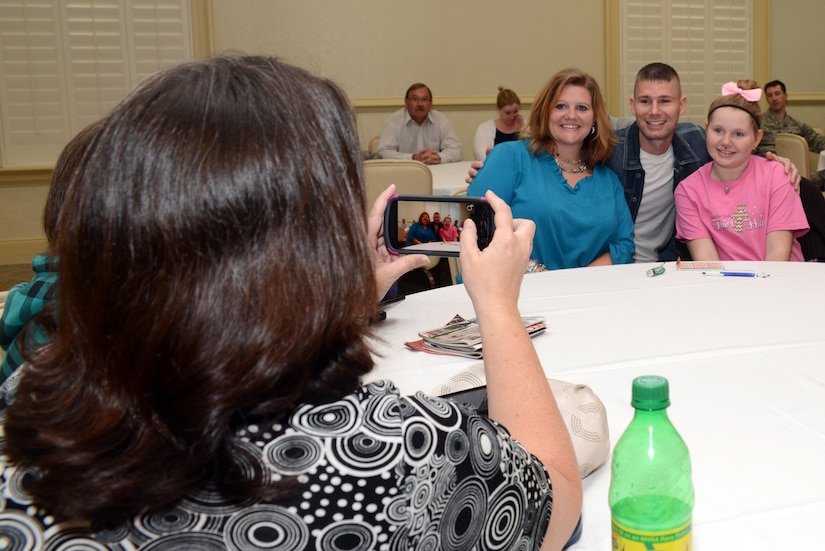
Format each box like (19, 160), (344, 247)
(383, 195), (494, 257)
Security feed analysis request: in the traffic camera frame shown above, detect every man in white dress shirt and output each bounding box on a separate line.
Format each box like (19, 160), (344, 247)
(376, 83), (463, 165)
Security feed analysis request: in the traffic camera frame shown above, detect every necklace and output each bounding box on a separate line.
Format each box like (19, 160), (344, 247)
(554, 152), (583, 164)
(554, 156), (588, 173)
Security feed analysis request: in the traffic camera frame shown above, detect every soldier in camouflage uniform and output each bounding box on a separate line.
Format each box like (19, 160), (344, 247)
(758, 80), (825, 189)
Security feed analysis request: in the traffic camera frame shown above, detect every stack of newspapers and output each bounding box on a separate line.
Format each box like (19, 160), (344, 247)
(405, 314), (547, 359)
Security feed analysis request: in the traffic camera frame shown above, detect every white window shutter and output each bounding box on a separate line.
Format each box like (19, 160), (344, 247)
(620, 0), (752, 124)
(0, 0), (192, 167)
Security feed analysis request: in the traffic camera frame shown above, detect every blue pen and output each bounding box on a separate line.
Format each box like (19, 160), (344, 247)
(701, 271), (770, 278)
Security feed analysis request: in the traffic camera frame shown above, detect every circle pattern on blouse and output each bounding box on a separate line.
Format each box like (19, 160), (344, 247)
(0, 380), (552, 550)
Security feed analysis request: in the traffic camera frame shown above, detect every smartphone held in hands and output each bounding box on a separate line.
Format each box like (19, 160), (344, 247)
(384, 195), (494, 257)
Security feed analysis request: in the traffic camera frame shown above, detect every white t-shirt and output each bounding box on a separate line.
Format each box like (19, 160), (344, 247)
(634, 147), (676, 262)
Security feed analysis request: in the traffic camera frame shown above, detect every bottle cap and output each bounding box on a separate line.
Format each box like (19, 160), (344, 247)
(631, 375), (671, 410)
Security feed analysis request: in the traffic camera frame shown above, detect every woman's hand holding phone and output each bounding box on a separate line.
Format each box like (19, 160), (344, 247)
(368, 184), (429, 301)
(459, 190), (534, 316)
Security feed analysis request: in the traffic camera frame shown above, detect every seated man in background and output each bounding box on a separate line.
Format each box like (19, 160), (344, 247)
(758, 79), (825, 189)
(376, 82), (463, 164)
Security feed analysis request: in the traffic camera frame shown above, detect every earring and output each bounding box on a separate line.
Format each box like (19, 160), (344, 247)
(590, 126), (596, 135)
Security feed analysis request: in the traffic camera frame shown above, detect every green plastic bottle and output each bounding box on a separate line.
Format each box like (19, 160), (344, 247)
(609, 375), (694, 550)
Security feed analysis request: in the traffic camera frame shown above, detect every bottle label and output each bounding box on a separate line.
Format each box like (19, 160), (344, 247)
(611, 518), (691, 550)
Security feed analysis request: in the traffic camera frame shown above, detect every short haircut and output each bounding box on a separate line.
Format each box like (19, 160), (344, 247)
(708, 79), (763, 132)
(405, 82), (432, 100)
(496, 86), (520, 109)
(634, 62), (682, 97)
(523, 68), (616, 166)
(764, 79), (786, 94)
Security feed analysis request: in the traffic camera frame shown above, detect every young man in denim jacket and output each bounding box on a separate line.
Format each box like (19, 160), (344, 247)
(607, 63), (709, 262)
(608, 63), (798, 263)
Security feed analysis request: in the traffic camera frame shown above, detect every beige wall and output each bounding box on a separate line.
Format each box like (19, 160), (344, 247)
(767, 0), (825, 129)
(210, 0), (608, 159)
(2, 0), (824, 265)
(0, 170), (52, 264)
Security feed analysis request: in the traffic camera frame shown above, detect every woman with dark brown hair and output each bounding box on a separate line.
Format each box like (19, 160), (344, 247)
(0, 119), (104, 382)
(0, 56), (581, 550)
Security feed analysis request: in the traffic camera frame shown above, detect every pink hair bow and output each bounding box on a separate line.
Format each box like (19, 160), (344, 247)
(721, 82), (762, 102)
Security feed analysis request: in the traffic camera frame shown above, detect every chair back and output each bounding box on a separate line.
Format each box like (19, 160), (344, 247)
(775, 133), (811, 178)
(368, 135), (380, 155)
(363, 159), (433, 208)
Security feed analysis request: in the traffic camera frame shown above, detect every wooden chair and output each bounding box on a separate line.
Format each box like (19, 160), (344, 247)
(775, 133), (811, 179)
(363, 160), (441, 286)
(368, 135), (380, 155)
(363, 159), (432, 208)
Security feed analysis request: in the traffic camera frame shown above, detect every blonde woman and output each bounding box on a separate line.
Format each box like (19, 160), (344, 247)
(473, 86), (524, 160)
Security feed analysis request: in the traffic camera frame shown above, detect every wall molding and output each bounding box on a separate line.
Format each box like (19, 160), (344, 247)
(353, 96), (533, 113)
(753, 0), (771, 89)
(0, 168), (52, 188)
(788, 94), (825, 105)
(0, 239), (47, 266)
(191, 0), (214, 58)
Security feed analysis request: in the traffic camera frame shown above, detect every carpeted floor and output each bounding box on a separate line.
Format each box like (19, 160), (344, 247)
(0, 264), (33, 291)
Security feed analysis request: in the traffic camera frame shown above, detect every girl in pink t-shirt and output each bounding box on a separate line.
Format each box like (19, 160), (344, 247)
(439, 215), (459, 242)
(675, 80), (808, 261)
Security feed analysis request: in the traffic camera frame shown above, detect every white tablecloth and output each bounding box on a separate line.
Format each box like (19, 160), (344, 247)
(368, 261), (825, 550)
(402, 241), (460, 254)
(818, 150), (825, 172)
(429, 160), (472, 195)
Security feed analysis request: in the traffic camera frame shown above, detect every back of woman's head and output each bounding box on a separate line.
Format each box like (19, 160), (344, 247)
(5, 55), (377, 521)
(524, 68), (616, 165)
(708, 79), (763, 132)
(496, 86), (520, 109)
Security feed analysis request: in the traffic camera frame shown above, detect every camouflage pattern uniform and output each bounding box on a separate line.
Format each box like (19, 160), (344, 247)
(758, 111), (825, 188)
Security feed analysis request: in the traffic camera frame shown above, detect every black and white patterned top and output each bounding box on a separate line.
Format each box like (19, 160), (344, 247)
(0, 379), (553, 550)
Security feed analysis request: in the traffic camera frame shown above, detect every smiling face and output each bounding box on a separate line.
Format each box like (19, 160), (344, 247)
(548, 85), (594, 148)
(705, 106), (763, 178)
(630, 79), (687, 153)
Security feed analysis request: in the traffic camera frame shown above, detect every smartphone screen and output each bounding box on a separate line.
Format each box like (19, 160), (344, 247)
(384, 195), (494, 257)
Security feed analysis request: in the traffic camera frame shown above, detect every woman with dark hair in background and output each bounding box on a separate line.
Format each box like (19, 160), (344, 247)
(0, 56), (581, 550)
(0, 119), (104, 381)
